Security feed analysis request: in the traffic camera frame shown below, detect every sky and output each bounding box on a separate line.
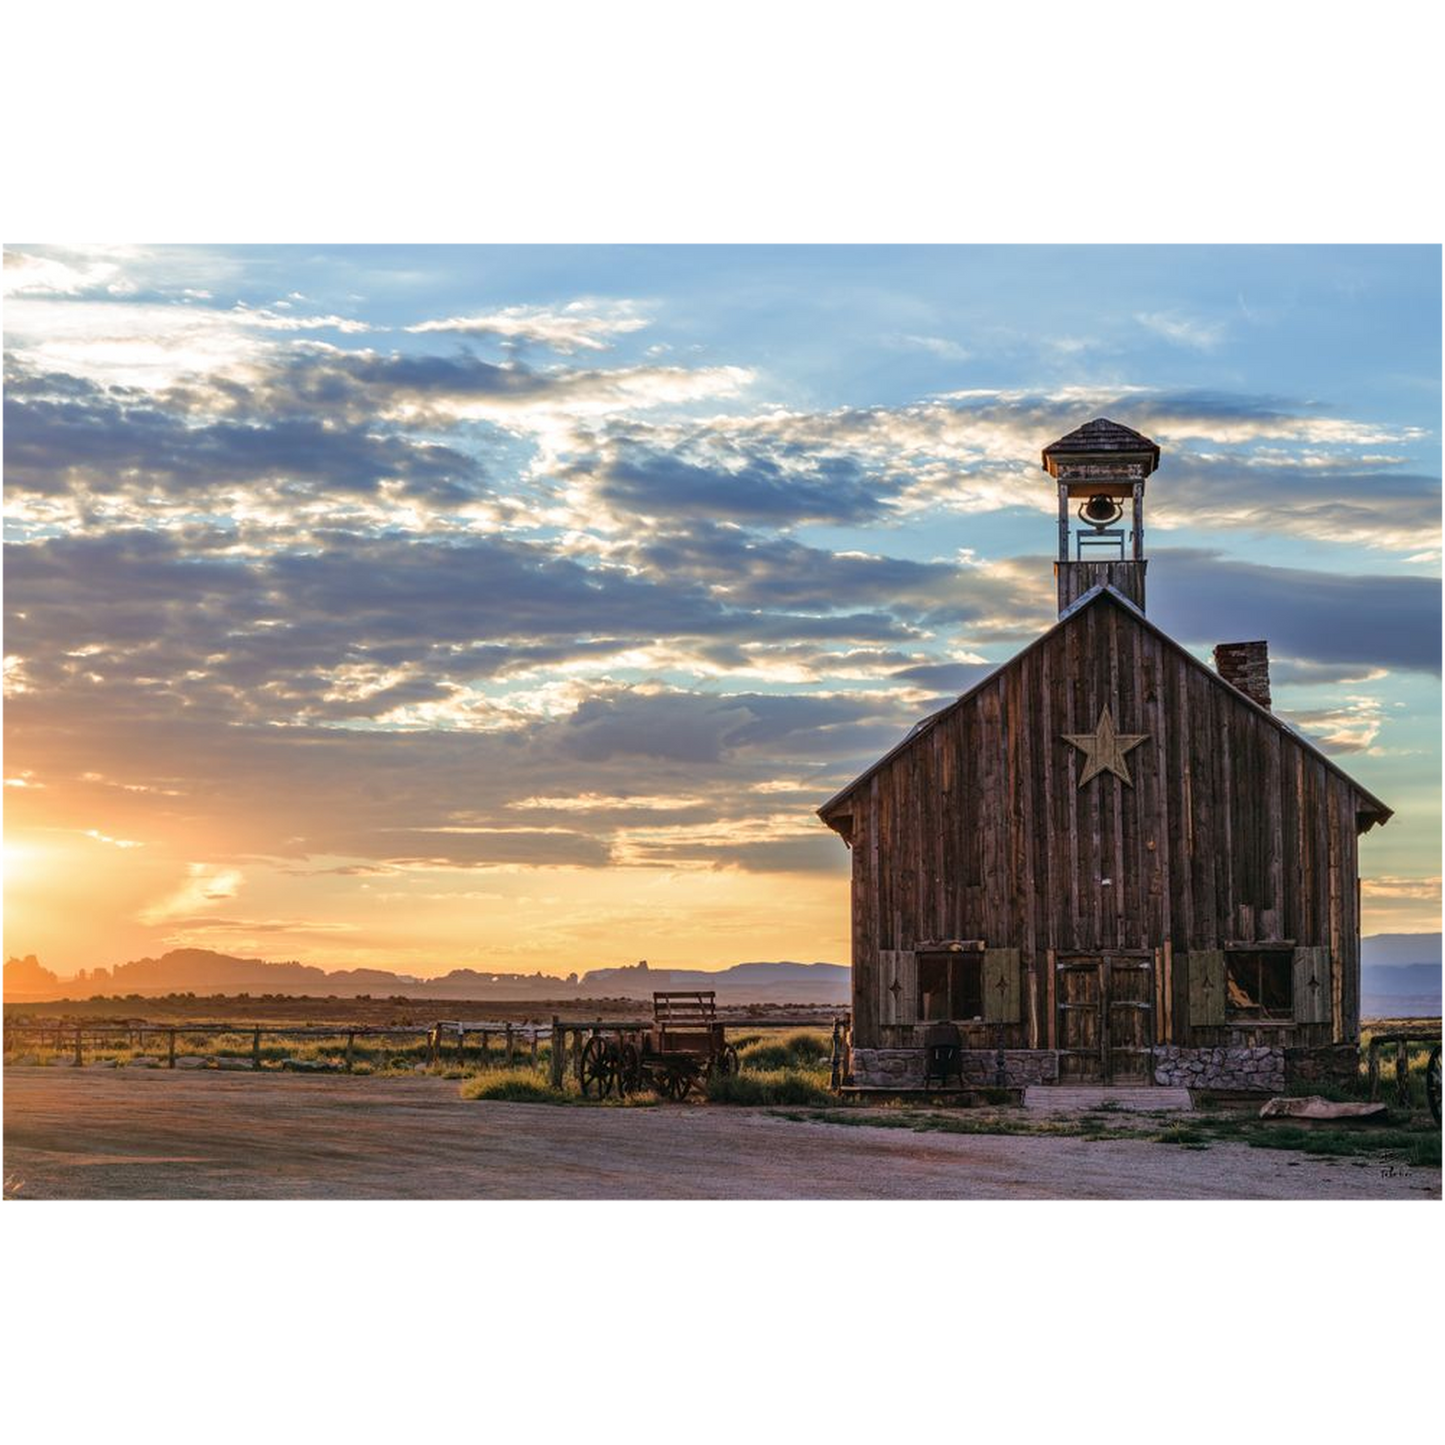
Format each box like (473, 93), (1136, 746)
(3, 243), (1441, 977)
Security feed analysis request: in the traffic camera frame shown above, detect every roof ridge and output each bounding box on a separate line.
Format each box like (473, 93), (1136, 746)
(816, 588), (1391, 826)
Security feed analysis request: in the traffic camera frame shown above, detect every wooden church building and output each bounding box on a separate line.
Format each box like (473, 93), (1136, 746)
(819, 419), (1391, 1092)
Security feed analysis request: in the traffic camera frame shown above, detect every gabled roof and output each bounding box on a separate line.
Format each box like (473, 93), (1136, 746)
(1042, 417), (1161, 471)
(817, 585), (1392, 829)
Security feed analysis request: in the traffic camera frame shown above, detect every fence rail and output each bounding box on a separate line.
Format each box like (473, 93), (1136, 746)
(1366, 1028), (1442, 1105)
(4, 1013), (853, 1084)
(3, 1020), (552, 1072)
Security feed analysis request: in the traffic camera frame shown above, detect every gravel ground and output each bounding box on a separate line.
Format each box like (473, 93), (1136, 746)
(4, 1067), (1439, 1200)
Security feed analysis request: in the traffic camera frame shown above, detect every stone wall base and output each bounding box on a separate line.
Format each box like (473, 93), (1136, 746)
(850, 1047), (1058, 1089)
(1153, 1045), (1284, 1091)
(849, 1043), (1360, 1093)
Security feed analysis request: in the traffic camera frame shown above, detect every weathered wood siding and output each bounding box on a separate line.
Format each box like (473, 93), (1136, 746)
(828, 593), (1372, 1051)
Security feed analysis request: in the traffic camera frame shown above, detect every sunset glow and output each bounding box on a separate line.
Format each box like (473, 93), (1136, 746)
(4, 244), (1441, 980)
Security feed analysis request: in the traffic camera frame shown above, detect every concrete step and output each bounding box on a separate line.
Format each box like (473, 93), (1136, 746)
(1024, 1085), (1193, 1113)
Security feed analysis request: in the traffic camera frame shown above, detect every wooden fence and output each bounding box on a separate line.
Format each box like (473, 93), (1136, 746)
(6, 1013), (854, 1087)
(3, 1020), (551, 1073)
(1366, 1029), (1441, 1104)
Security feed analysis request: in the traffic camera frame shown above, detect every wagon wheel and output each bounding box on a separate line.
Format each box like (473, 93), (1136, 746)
(1427, 1045), (1442, 1127)
(578, 1036), (615, 1099)
(708, 1043), (740, 1078)
(617, 1042), (643, 1097)
(656, 1065), (688, 1101)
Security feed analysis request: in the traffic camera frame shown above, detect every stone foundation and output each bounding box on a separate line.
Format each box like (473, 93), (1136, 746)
(1152, 1045), (1284, 1091)
(848, 1042), (1354, 1093)
(850, 1047), (1058, 1089)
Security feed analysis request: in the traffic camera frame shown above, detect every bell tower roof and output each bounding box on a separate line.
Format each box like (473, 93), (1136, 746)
(1042, 417), (1161, 477)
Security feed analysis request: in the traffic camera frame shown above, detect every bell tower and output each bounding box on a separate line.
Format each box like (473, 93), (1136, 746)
(1042, 417), (1160, 615)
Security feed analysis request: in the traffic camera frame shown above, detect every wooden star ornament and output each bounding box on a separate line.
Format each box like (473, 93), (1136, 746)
(1062, 706), (1149, 788)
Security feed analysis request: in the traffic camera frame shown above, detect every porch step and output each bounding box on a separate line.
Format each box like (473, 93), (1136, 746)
(1024, 1085), (1193, 1114)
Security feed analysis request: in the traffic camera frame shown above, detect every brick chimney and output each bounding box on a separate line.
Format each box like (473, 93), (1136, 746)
(1214, 640), (1271, 710)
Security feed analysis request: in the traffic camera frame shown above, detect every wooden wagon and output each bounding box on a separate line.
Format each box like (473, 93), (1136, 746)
(577, 991), (740, 1100)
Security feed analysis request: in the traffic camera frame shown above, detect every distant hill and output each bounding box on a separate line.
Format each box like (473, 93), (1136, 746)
(1361, 933), (1441, 967)
(9, 934), (1437, 1012)
(1359, 934), (1440, 1017)
(4, 948), (849, 1005)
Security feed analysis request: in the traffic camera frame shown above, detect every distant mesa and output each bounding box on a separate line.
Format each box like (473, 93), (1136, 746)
(2, 947), (851, 1005)
(4, 941), (1436, 1011)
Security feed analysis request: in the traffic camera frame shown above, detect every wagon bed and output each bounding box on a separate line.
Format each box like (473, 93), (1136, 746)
(576, 990), (739, 1100)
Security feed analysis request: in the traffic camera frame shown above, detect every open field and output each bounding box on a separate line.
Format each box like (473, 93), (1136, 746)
(4, 1069), (1438, 1200)
(3, 994), (845, 1025)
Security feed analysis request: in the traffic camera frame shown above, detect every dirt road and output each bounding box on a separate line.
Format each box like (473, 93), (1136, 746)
(4, 1069), (1439, 1200)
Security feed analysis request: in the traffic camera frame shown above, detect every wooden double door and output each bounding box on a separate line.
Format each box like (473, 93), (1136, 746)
(1056, 954), (1155, 1082)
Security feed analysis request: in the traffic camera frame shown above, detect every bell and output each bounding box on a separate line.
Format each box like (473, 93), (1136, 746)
(1080, 494), (1123, 527)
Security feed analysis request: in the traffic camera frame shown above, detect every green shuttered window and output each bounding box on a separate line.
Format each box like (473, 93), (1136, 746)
(1291, 946), (1332, 1025)
(982, 947), (1021, 1023)
(1187, 949), (1226, 1027)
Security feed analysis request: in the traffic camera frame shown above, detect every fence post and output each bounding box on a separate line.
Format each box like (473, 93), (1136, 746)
(346, 1031), (355, 1073)
(1396, 1039), (1411, 1106)
(550, 1018), (564, 1089)
(1368, 1039), (1380, 1101)
(830, 1017), (842, 1091)
(168, 1029), (177, 1069)
(530, 1027), (539, 1069)
(74, 1027), (84, 1067)
(505, 1023), (514, 1067)
(252, 1027), (261, 1070)
(457, 1026), (465, 1063)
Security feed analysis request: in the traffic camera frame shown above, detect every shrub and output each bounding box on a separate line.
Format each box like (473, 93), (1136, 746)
(737, 1030), (832, 1073)
(460, 1069), (570, 1104)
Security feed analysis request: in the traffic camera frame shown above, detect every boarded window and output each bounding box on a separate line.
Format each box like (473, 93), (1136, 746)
(1187, 949), (1226, 1027)
(919, 952), (984, 1022)
(879, 950), (919, 1025)
(1292, 946), (1332, 1025)
(1225, 949), (1294, 1021)
(982, 947), (1021, 1023)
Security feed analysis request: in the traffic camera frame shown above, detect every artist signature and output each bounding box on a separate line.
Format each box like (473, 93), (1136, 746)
(1379, 1165), (1410, 1178)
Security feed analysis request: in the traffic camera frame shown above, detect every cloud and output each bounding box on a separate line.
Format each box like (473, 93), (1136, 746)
(1149, 549), (1441, 675)
(3, 274), (1434, 897)
(1148, 454), (1439, 553)
(586, 443), (900, 526)
(229, 304), (373, 334)
(4, 372), (487, 509)
(407, 299), (649, 353)
(4, 248), (134, 297)
(1135, 311), (1226, 350)
(139, 864), (244, 924)
(1362, 876), (1442, 903)
(225, 347), (754, 429)
(1268, 658), (1389, 687)
(4, 296), (276, 390)
(1278, 696), (1386, 754)
(891, 334), (970, 361)
(560, 689), (889, 765)
(81, 828), (144, 849)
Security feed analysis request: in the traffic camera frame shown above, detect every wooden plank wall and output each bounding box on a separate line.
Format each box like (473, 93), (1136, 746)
(840, 595), (1372, 1050)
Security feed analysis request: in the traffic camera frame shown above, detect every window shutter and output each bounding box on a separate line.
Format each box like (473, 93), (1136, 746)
(982, 947), (1021, 1023)
(1292, 946), (1331, 1025)
(1187, 949), (1225, 1027)
(879, 950), (918, 1025)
